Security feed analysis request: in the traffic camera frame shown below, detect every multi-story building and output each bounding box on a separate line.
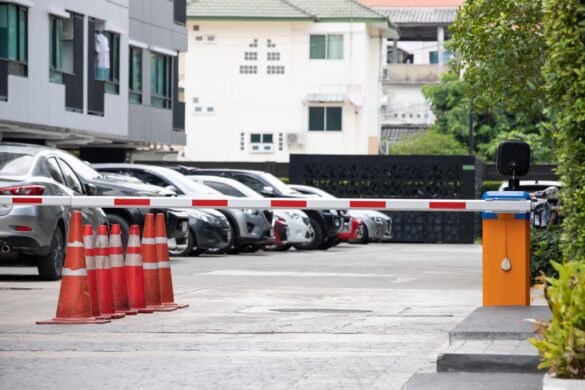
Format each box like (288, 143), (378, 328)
(0, 0), (187, 161)
(361, 0), (464, 152)
(182, 0), (397, 163)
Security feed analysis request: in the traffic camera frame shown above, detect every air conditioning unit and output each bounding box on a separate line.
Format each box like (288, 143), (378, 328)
(286, 132), (305, 145)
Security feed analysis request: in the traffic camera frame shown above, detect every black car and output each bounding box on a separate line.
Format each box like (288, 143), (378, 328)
(52, 150), (190, 253)
(186, 169), (341, 250)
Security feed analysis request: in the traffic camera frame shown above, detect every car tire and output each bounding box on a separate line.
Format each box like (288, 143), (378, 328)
(170, 230), (195, 257)
(318, 236), (339, 250)
(208, 220), (237, 255)
(353, 224), (369, 244)
(106, 214), (130, 250)
(37, 227), (65, 281)
(293, 217), (323, 251)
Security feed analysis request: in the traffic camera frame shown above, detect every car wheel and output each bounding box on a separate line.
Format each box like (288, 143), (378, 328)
(37, 228), (65, 281)
(264, 243), (292, 252)
(208, 220), (237, 255)
(106, 214), (130, 250)
(318, 236), (339, 250)
(293, 217), (323, 251)
(352, 224), (369, 244)
(169, 230), (195, 257)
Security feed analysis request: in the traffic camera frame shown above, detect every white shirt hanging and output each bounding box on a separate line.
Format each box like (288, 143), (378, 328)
(95, 33), (110, 69)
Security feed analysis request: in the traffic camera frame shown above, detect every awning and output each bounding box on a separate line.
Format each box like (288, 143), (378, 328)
(150, 46), (178, 57)
(306, 93), (345, 103)
(47, 8), (71, 19)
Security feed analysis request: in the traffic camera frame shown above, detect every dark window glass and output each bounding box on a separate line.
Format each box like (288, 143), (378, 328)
(95, 32), (120, 94)
(204, 181), (245, 197)
(129, 46), (142, 104)
(263, 134), (273, 143)
(151, 53), (172, 109)
(46, 157), (65, 184)
(250, 134), (261, 143)
(309, 107), (325, 131)
(0, 152), (33, 176)
(56, 159), (84, 194)
(130, 170), (176, 191)
(233, 174), (265, 193)
(0, 4), (27, 66)
(326, 107), (342, 131)
(309, 35), (326, 59)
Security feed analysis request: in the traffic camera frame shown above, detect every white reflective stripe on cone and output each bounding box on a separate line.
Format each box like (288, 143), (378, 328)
(62, 268), (88, 276)
(124, 254), (143, 267)
(68, 241), (84, 248)
(86, 257), (96, 270)
(155, 237), (167, 244)
(95, 257), (111, 270)
(142, 263), (158, 270)
(158, 262), (170, 269)
(141, 238), (156, 245)
(110, 255), (124, 267)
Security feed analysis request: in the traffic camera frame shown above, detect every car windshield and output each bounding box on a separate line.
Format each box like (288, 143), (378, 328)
(0, 152), (34, 176)
(59, 152), (102, 180)
(159, 168), (222, 195)
(258, 172), (298, 195)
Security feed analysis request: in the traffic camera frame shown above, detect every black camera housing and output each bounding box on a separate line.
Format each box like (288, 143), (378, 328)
(496, 140), (531, 191)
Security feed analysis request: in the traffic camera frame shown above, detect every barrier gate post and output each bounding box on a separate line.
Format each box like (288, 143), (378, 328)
(482, 191), (531, 306)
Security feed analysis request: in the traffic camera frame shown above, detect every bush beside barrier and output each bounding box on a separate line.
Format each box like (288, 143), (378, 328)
(530, 226), (563, 284)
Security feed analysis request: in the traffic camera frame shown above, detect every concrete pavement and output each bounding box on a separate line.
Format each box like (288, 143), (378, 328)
(0, 243), (483, 389)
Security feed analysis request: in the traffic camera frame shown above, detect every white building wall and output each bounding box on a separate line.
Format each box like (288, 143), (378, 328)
(183, 20), (383, 162)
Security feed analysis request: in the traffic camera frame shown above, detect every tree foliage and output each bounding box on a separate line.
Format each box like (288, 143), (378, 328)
(542, 0), (585, 260)
(422, 73), (555, 163)
(389, 130), (468, 156)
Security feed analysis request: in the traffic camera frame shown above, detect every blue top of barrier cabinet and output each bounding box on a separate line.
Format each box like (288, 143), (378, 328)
(482, 191), (530, 200)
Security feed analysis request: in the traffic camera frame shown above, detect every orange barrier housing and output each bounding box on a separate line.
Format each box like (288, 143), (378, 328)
(482, 192), (531, 307)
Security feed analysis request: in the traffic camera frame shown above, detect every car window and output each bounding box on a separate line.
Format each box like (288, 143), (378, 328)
(130, 170), (179, 193)
(57, 152), (102, 180)
(204, 181), (245, 197)
(232, 174), (266, 193)
(0, 152), (34, 176)
(56, 159), (84, 194)
(46, 157), (65, 185)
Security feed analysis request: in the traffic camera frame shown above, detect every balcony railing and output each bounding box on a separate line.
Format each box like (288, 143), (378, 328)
(384, 64), (449, 84)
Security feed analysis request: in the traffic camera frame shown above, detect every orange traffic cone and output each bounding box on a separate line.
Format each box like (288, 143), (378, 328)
(95, 225), (125, 320)
(142, 213), (176, 312)
(124, 225), (153, 313)
(37, 211), (110, 324)
(83, 225), (110, 320)
(109, 224), (137, 315)
(155, 213), (188, 309)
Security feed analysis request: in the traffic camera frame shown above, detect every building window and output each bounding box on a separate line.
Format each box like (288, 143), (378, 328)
(207, 35), (215, 42)
(195, 35), (203, 42)
(192, 25), (200, 31)
(239, 65), (257, 74)
(244, 52), (257, 61)
(49, 16), (65, 83)
(267, 39), (276, 48)
(310, 34), (343, 60)
(429, 50), (455, 65)
(267, 52), (280, 61)
(95, 32), (120, 94)
(150, 52), (172, 109)
(129, 46), (142, 104)
(0, 3), (28, 76)
(249, 39), (258, 48)
(309, 107), (342, 131)
(250, 133), (274, 153)
(267, 65), (284, 75)
(278, 132), (283, 151)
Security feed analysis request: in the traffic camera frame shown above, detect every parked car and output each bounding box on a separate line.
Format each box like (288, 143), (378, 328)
(289, 184), (393, 243)
(498, 180), (562, 194)
(51, 150), (190, 254)
(0, 144), (108, 280)
(93, 164), (272, 254)
(186, 169), (341, 250)
(188, 175), (314, 251)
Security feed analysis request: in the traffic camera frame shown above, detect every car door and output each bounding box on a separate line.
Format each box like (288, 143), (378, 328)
(55, 158), (103, 227)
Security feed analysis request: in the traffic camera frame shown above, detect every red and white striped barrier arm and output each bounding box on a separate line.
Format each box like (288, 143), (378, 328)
(0, 196), (532, 213)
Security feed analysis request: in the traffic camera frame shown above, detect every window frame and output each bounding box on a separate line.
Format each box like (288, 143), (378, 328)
(49, 15), (66, 84)
(308, 106), (343, 132)
(129, 45), (142, 104)
(99, 31), (120, 94)
(150, 52), (173, 109)
(309, 34), (343, 60)
(0, 3), (28, 76)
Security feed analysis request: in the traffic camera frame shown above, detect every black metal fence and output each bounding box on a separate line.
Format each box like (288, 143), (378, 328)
(289, 154), (478, 244)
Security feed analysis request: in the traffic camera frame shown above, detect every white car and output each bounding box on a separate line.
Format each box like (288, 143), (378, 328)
(187, 175), (313, 248)
(498, 180), (562, 193)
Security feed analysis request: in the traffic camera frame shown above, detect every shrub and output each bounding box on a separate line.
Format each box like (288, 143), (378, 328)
(389, 130), (468, 156)
(530, 226), (563, 284)
(530, 261), (585, 378)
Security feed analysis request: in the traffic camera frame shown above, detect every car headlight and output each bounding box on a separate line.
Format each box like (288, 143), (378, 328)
(286, 211), (304, 222)
(189, 210), (221, 225)
(242, 208), (260, 216)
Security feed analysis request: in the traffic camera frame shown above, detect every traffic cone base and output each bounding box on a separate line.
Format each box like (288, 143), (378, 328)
(36, 317), (110, 325)
(147, 304), (178, 312)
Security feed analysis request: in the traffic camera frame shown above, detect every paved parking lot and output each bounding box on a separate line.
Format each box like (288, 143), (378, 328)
(0, 243), (482, 390)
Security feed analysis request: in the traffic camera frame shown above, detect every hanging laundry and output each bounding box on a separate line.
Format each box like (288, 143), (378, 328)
(95, 32), (110, 80)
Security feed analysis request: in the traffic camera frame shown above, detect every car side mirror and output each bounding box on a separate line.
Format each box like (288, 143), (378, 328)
(261, 186), (275, 196)
(165, 185), (178, 193)
(84, 183), (98, 196)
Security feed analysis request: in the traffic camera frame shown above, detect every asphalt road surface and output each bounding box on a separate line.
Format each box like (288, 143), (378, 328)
(0, 243), (482, 390)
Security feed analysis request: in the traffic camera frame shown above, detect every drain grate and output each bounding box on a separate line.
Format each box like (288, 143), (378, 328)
(270, 308), (372, 314)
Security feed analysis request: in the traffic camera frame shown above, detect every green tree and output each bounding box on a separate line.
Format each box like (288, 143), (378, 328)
(422, 73), (555, 162)
(543, 0), (585, 260)
(389, 130), (468, 156)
